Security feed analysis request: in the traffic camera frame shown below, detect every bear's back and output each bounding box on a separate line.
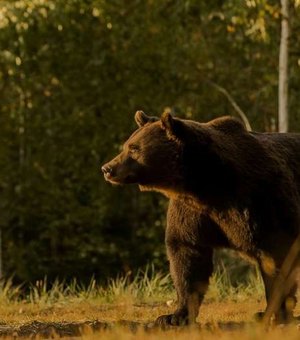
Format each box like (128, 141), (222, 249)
(253, 131), (300, 193)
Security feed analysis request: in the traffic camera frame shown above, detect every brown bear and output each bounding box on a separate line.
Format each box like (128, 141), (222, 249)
(102, 111), (300, 326)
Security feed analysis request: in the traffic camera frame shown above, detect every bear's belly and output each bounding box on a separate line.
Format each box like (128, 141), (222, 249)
(210, 208), (257, 253)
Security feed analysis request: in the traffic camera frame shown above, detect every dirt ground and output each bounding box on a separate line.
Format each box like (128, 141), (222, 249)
(0, 300), (299, 339)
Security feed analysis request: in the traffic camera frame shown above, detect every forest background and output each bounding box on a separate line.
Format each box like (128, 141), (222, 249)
(0, 0), (300, 284)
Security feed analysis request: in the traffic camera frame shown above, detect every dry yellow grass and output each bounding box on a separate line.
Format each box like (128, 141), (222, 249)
(0, 300), (299, 339)
(80, 325), (300, 340)
(0, 300), (264, 324)
(82, 326), (300, 340)
(0, 268), (298, 338)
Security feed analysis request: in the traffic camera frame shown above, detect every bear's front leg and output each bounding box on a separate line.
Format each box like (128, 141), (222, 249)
(155, 243), (213, 326)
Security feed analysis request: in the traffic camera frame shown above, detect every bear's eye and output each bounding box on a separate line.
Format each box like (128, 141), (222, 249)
(128, 145), (140, 155)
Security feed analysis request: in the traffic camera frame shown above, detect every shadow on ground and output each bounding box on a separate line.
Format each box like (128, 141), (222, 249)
(0, 320), (257, 338)
(2, 317), (300, 338)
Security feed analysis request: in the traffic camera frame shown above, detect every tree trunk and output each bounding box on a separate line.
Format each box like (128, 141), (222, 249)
(278, 0), (289, 132)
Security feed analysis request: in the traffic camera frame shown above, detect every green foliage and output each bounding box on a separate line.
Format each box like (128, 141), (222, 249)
(0, 0), (300, 283)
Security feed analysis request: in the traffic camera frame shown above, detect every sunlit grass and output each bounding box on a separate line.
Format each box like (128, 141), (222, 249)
(206, 263), (264, 302)
(0, 263), (265, 308)
(24, 266), (174, 307)
(78, 326), (300, 340)
(0, 266), (298, 339)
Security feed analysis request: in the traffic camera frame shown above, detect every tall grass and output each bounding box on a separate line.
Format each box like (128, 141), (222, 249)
(0, 263), (264, 307)
(206, 263), (264, 302)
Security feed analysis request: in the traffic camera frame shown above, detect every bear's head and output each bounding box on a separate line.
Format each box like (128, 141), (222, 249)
(102, 111), (249, 203)
(102, 110), (209, 196)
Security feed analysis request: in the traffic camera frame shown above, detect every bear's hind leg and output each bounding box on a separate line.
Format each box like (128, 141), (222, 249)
(260, 269), (298, 324)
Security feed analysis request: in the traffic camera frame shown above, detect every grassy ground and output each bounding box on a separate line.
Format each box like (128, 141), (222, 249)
(0, 267), (299, 338)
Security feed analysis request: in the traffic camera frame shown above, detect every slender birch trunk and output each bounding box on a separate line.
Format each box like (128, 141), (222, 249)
(0, 229), (2, 279)
(278, 0), (289, 132)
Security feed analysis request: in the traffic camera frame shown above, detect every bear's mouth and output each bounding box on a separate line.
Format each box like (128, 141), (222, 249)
(104, 173), (137, 185)
(103, 173), (122, 185)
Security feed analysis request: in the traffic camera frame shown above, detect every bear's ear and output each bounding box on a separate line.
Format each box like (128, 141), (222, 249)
(160, 111), (185, 140)
(135, 111), (148, 127)
(135, 111), (158, 127)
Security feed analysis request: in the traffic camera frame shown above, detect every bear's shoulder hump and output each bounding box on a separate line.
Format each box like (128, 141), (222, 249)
(207, 116), (246, 134)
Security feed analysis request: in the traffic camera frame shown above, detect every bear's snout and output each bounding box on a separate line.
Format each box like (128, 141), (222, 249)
(101, 164), (112, 176)
(101, 157), (141, 185)
(101, 163), (114, 181)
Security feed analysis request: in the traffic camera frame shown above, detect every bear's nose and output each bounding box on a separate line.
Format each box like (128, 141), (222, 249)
(101, 165), (112, 175)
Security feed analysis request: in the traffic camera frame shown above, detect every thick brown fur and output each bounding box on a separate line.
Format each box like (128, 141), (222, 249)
(102, 111), (300, 326)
